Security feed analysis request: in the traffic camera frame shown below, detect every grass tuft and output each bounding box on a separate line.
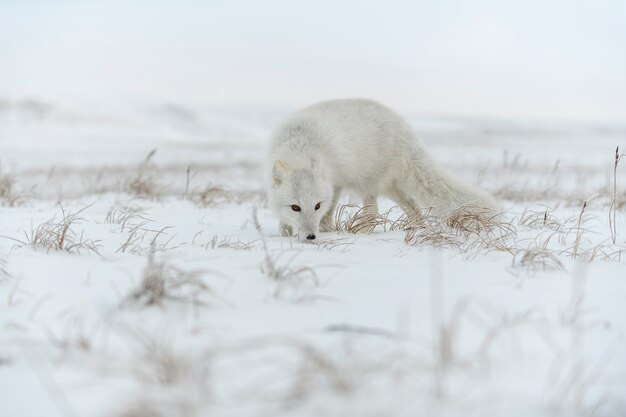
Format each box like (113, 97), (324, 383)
(0, 165), (28, 206)
(333, 204), (383, 233)
(609, 146), (625, 244)
(105, 204), (152, 231)
(513, 247), (564, 271)
(1, 202), (101, 254)
(125, 247), (213, 306)
(192, 232), (258, 251)
(252, 208), (320, 299)
(192, 184), (266, 208)
(123, 149), (162, 198)
(0, 256), (9, 282)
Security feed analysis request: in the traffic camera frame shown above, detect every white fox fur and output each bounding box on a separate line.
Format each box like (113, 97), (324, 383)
(268, 98), (497, 241)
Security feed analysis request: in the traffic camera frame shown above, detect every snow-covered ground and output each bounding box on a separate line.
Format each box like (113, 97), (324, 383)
(1, 99), (626, 417)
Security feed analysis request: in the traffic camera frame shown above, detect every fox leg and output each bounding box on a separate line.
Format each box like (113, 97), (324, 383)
(357, 195), (379, 233)
(280, 222), (294, 237)
(321, 186), (341, 232)
(386, 183), (425, 222)
(363, 195), (379, 216)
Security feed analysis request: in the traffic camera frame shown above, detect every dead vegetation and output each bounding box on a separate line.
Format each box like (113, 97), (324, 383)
(519, 207), (564, 231)
(104, 204), (179, 255)
(0, 256), (9, 281)
(117, 332), (211, 417)
(191, 232), (258, 251)
(37, 313), (93, 352)
(105, 204), (152, 231)
(252, 208), (320, 299)
(328, 200), (623, 269)
(404, 205), (514, 255)
(104, 201), (179, 255)
(0, 202), (102, 254)
(404, 214), (469, 249)
(280, 339), (405, 405)
(332, 204), (418, 234)
(114, 290), (609, 414)
(124, 247), (214, 306)
(313, 237), (355, 252)
(116, 224), (179, 255)
(133, 334), (204, 386)
(445, 204), (508, 234)
(0, 165), (28, 206)
(333, 204), (383, 233)
(512, 247), (565, 272)
(609, 146), (624, 244)
(122, 149), (162, 198)
(191, 184), (266, 208)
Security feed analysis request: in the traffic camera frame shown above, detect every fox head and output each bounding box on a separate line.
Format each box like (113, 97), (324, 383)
(269, 159), (333, 241)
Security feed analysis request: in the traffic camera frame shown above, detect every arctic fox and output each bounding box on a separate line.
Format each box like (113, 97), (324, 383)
(268, 99), (497, 241)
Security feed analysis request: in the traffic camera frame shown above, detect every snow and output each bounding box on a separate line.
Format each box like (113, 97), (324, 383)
(1, 99), (625, 417)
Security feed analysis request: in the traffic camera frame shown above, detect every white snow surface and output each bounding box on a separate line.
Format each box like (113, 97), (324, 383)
(1, 99), (626, 417)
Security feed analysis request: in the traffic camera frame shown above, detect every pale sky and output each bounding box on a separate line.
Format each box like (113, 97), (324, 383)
(1, 0), (625, 124)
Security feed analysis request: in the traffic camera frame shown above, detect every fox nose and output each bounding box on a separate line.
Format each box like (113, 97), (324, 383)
(306, 234), (316, 240)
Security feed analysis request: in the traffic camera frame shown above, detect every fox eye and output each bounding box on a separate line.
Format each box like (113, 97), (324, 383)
(291, 205), (301, 212)
(315, 202), (321, 210)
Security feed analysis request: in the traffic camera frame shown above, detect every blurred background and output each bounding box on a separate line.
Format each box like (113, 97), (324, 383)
(1, 0), (625, 198)
(2, 0), (625, 124)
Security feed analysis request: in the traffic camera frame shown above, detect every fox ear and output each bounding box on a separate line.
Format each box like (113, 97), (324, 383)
(272, 160), (288, 187)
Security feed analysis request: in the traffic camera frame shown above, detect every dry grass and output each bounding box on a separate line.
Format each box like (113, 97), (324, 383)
(0, 256), (9, 282)
(333, 204), (434, 234)
(117, 332), (211, 417)
(333, 204), (384, 233)
(513, 247), (565, 272)
(519, 207), (564, 231)
(548, 202), (625, 262)
(571, 200), (588, 259)
(252, 208), (320, 299)
(404, 215), (465, 249)
(1, 203), (102, 255)
(105, 204), (152, 231)
(517, 204), (624, 263)
(0, 166), (27, 206)
(191, 184), (266, 208)
(191, 232), (258, 251)
(119, 403), (173, 417)
(404, 205), (511, 253)
(218, 335), (410, 408)
(313, 237), (355, 252)
(111, 289), (616, 416)
(322, 199), (623, 266)
(609, 146), (624, 244)
(281, 339), (402, 405)
(134, 336), (198, 386)
(428, 298), (496, 402)
(445, 204), (503, 234)
(124, 247), (213, 306)
(191, 184), (231, 207)
(122, 149), (162, 198)
(331, 203), (515, 255)
(105, 203), (179, 255)
(398, 201), (625, 265)
(6, 159), (264, 201)
(560, 240), (624, 262)
(548, 357), (613, 416)
(117, 225), (178, 255)
(38, 314), (93, 352)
